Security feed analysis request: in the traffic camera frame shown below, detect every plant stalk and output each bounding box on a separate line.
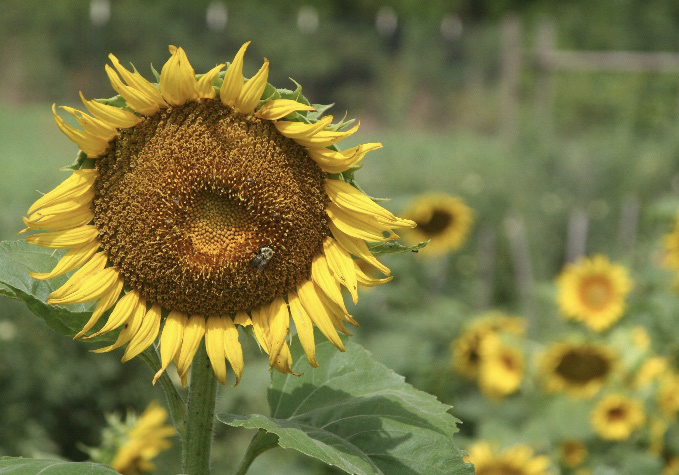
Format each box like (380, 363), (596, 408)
(182, 342), (218, 475)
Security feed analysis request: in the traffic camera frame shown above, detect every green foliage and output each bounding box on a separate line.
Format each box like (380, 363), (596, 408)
(0, 457), (119, 474)
(219, 337), (472, 475)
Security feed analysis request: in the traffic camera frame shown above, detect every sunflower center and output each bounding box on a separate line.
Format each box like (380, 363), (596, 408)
(580, 276), (613, 310)
(93, 99), (329, 316)
(415, 208), (452, 235)
(606, 406), (627, 422)
(556, 350), (611, 385)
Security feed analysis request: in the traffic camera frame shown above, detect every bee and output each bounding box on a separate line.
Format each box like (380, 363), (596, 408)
(250, 246), (274, 274)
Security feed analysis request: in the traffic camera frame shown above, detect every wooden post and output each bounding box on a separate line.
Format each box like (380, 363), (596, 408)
(565, 209), (589, 263)
(504, 215), (534, 322)
(500, 15), (521, 143)
(534, 20), (555, 134)
(618, 196), (639, 257)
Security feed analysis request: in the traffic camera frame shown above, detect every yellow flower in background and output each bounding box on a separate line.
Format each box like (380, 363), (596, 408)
(665, 455), (679, 475)
(634, 355), (669, 388)
(559, 440), (587, 468)
(557, 255), (633, 332)
(23, 43), (414, 385)
(109, 401), (175, 475)
(402, 193), (473, 253)
(477, 334), (524, 399)
(590, 393), (645, 441)
(465, 441), (551, 475)
(451, 312), (525, 380)
(540, 341), (618, 398)
(657, 373), (679, 419)
(663, 215), (679, 283)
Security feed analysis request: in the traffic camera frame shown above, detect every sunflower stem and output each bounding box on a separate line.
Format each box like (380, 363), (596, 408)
(138, 347), (187, 437)
(234, 430), (279, 475)
(183, 341), (218, 475)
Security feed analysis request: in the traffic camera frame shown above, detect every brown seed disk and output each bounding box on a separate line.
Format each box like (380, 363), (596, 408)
(93, 99), (329, 316)
(415, 209), (452, 236)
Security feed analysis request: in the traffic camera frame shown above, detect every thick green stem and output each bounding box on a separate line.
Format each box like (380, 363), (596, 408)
(183, 342), (218, 475)
(139, 347), (187, 438)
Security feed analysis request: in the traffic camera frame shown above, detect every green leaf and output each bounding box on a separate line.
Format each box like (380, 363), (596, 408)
(218, 337), (472, 475)
(368, 240), (429, 256)
(0, 457), (119, 474)
(0, 240), (115, 342)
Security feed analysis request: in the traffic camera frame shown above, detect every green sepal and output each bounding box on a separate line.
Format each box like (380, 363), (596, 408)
(367, 240), (429, 256)
(96, 95), (127, 109)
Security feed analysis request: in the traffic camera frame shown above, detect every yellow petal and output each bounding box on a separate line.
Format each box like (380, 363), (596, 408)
(250, 305), (270, 354)
(267, 296), (289, 368)
(274, 115), (333, 140)
(328, 221), (390, 276)
(323, 237), (358, 304)
(270, 340), (294, 374)
(205, 316), (227, 385)
(47, 251), (107, 301)
(48, 266), (120, 305)
(310, 253), (349, 315)
(223, 317), (244, 386)
(288, 290), (318, 367)
(108, 54), (167, 108)
(27, 192), (93, 219)
(255, 99), (316, 121)
(86, 289), (142, 338)
(74, 276), (124, 339)
(196, 63), (225, 99)
(52, 104), (110, 157)
(105, 65), (160, 115)
(91, 299), (146, 354)
(220, 41), (250, 107)
(326, 179), (416, 229)
(306, 143), (382, 174)
(293, 122), (360, 148)
(296, 280), (344, 351)
(27, 169), (97, 215)
(23, 207), (94, 232)
(80, 92), (141, 129)
(355, 262), (394, 287)
(60, 106), (118, 141)
(26, 225), (99, 249)
(326, 203), (397, 243)
(234, 311), (252, 326)
(153, 310), (188, 384)
(235, 59), (269, 114)
(122, 303), (162, 362)
(175, 315), (206, 379)
(30, 239), (100, 280)
(160, 46), (197, 106)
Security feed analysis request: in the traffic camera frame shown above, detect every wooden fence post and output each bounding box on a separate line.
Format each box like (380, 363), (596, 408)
(500, 15), (522, 142)
(534, 20), (555, 133)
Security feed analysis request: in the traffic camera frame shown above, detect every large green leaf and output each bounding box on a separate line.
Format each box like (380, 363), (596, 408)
(0, 457), (119, 474)
(218, 337), (472, 475)
(0, 240), (114, 342)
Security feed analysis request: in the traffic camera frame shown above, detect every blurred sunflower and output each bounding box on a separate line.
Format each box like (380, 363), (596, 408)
(465, 441), (550, 475)
(23, 43), (414, 385)
(663, 215), (679, 285)
(477, 334), (524, 399)
(634, 355), (669, 388)
(402, 193), (473, 253)
(559, 440), (587, 468)
(557, 255), (633, 332)
(657, 373), (679, 418)
(590, 393), (645, 441)
(540, 341), (618, 398)
(451, 312), (525, 380)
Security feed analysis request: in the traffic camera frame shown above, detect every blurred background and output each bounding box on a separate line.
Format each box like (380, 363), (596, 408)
(2, 0), (679, 473)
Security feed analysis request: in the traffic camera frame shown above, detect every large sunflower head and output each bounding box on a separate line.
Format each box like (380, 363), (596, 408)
(464, 441), (551, 475)
(23, 43), (415, 385)
(539, 341), (618, 398)
(401, 193), (473, 254)
(590, 393), (645, 441)
(557, 255), (633, 332)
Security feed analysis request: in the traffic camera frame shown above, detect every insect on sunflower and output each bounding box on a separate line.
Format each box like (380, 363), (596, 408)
(23, 43), (415, 385)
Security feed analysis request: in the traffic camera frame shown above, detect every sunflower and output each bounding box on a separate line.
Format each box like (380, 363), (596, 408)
(657, 373), (679, 419)
(557, 255), (633, 332)
(23, 43), (414, 385)
(451, 312), (525, 380)
(590, 393), (645, 441)
(477, 334), (524, 399)
(539, 341), (618, 398)
(559, 440), (587, 468)
(402, 193), (473, 253)
(633, 355), (669, 388)
(663, 215), (679, 283)
(465, 441), (551, 475)
(110, 401), (175, 475)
